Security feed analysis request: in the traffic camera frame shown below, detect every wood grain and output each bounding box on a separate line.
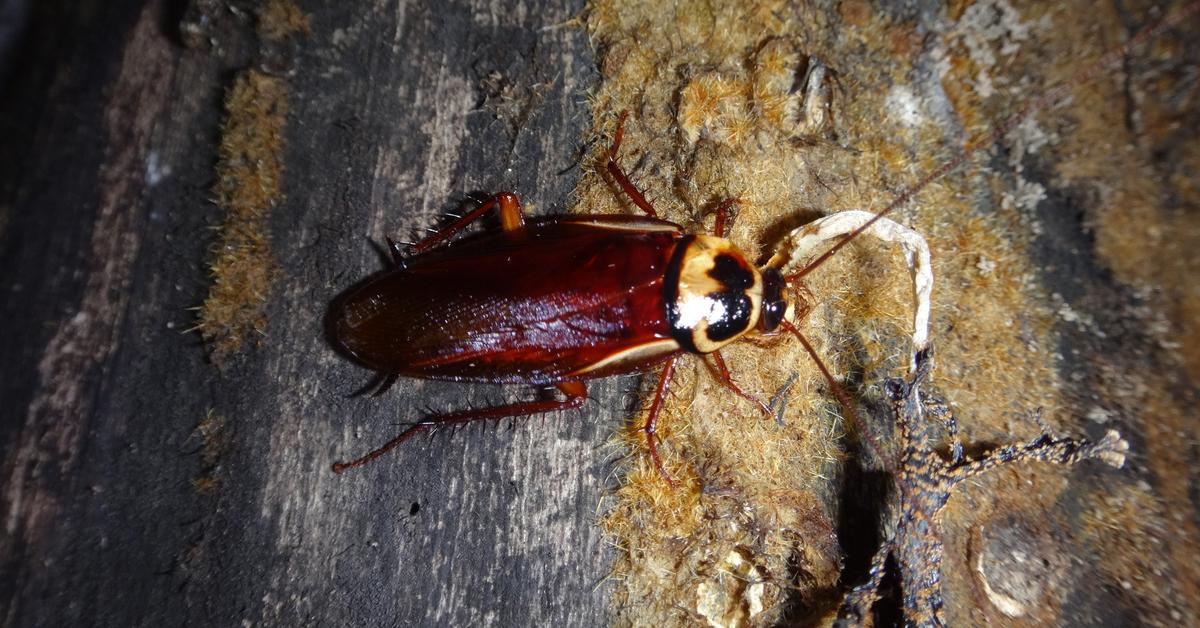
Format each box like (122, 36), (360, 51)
(0, 1), (615, 625)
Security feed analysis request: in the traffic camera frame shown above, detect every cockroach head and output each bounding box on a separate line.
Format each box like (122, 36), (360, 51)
(757, 266), (788, 334)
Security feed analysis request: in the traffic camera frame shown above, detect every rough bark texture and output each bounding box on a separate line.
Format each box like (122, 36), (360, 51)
(579, 0), (1200, 624)
(1, 1), (612, 626)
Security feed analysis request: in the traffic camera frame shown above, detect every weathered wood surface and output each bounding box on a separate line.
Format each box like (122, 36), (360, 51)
(1, 1), (614, 626)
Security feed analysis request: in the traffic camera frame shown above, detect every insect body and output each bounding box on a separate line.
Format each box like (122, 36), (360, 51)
(329, 122), (808, 474)
(334, 212), (784, 384)
(329, 112), (934, 475)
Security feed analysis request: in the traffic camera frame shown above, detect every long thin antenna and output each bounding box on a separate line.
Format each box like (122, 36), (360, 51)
(791, 0), (1200, 281)
(782, 319), (891, 468)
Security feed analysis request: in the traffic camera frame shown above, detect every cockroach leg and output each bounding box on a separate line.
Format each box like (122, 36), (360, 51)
(708, 350), (772, 418)
(383, 236), (407, 269)
(711, 198), (740, 238)
(411, 192), (525, 254)
(606, 111), (659, 218)
(641, 355), (680, 486)
(332, 380), (588, 473)
(493, 193), (525, 232)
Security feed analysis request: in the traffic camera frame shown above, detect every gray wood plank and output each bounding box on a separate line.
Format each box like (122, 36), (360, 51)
(0, 1), (614, 626)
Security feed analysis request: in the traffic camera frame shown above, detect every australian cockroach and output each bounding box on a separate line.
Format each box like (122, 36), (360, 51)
(329, 0), (1200, 479)
(328, 112), (933, 478)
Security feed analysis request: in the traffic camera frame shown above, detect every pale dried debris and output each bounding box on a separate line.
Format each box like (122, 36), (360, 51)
(694, 548), (766, 628)
(946, 0), (1043, 98)
(767, 210), (933, 372)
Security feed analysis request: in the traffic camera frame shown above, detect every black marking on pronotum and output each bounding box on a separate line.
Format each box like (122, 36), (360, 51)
(705, 253), (756, 342)
(663, 234), (699, 352)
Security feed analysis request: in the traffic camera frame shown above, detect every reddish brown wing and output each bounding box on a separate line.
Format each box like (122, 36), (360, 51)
(331, 215), (685, 384)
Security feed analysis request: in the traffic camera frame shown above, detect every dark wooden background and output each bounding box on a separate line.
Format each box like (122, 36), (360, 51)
(0, 1), (623, 625)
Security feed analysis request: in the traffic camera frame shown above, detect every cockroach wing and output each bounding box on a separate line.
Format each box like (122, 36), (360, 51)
(331, 216), (686, 384)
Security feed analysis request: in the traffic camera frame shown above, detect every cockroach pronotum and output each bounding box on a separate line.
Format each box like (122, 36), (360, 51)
(328, 112), (931, 479)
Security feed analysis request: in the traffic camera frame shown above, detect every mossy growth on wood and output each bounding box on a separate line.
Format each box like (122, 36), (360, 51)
(257, 0), (311, 41)
(195, 0), (309, 364)
(577, 0), (1195, 625)
(196, 69), (288, 364)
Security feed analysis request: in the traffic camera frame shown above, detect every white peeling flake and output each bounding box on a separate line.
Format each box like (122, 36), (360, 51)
(886, 86), (923, 127)
(145, 151), (172, 186)
(1006, 116), (1053, 165)
(1012, 177), (1047, 213)
(1086, 407), (1113, 424)
(950, 0), (1041, 99)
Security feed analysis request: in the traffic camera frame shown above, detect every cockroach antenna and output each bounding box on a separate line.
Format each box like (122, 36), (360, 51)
(753, 0), (1200, 398)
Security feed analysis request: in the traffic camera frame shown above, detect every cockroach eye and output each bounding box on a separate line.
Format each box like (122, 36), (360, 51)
(759, 268), (787, 333)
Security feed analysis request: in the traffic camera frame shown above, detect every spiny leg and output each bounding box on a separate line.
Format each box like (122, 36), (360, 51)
(711, 198), (740, 239)
(332, 381), (587, 473)
(708, 350), (772, 418)
(384, 236), (407, 268)
(606, 111), (659, 218)
(641, 356), (680, 485)
(410, 192), (525, 254)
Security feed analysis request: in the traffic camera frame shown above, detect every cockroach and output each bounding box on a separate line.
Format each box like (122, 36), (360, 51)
(328, 112), (931, 478)
(330, 0), (1198, 478)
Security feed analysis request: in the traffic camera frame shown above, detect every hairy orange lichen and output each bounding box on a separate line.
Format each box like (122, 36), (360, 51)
(191, 410), (229, 494)
(957, 1), (1200, 621)
(575, 0), (1194, 624)
(196, 70), (288, 363)
(257, 0), (312, 42)
(195, 0), (310, 364)
(1078, 479), (1181, 618)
